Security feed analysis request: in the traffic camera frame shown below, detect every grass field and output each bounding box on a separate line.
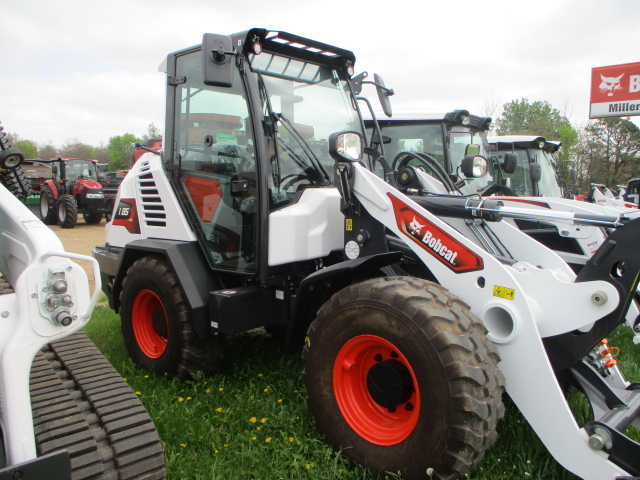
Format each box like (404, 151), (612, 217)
(84, 305), (640, 480)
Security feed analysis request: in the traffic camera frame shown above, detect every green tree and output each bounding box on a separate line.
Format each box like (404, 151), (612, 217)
(108, 133), (140, 170)
(142, 123), (162, 142)
(578, 117), (640, 188)
(14, 139), (39, 159)
(59, 139), (95, 158)
(496, 99), (569, 139)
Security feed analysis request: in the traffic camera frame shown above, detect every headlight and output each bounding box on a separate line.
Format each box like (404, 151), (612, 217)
(461, 155), (488, 178)
(86, 193), (105, 199)
(329, 131), (362, 162)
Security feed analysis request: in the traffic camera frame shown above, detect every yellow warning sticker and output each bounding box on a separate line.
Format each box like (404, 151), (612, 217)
(493, 285), (515, 300)
(345, 218), (353, 231)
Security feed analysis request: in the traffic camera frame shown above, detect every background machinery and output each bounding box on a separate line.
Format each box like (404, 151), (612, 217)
(95, 28), (640, 480)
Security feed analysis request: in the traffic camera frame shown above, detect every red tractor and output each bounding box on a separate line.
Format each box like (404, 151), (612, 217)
(39, 157), (112, 228)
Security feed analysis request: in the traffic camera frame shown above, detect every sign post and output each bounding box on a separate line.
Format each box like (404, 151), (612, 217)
(589, 62), (640, 119)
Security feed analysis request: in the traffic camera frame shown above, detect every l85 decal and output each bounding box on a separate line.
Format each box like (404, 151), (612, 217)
(388, 194), (484, 273)
(112, 199), (140, 234)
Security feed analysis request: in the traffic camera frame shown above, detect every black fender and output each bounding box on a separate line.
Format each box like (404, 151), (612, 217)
(286, 251), (402, 348)
(97, 239), (222, 339)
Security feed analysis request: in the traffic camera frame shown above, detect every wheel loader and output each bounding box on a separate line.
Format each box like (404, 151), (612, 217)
(94, 28), (640, 480)
(0, 141), (166, 478)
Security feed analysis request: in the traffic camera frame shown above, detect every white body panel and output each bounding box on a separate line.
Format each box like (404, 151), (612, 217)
(0, 184), (100, 465)
(268, 188), (343, 266)
(105, 153), (197, 247)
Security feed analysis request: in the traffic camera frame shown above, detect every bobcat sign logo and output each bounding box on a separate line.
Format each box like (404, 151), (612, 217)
(388, 194), (484, 273)
(590, 62), (640, 119)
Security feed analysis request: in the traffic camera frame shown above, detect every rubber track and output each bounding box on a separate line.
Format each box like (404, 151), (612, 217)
(30, 331), (166, 479)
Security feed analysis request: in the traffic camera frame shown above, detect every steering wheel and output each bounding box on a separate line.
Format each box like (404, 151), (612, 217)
(391, 151), (457, 192)
(279, 173), (312, 192)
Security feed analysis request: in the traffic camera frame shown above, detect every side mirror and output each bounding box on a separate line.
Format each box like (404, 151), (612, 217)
(374, 74), (393, 118)
(465, 144), (481, 156)
(52, 164), (58, 175)
(202, 33), (235, 87)
(529, 163), (542, 183)
(461, 155), (488, 178)
(502, 152), (517, 174)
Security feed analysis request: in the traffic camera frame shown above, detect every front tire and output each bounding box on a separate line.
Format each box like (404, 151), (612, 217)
(303, 276), (504, 480)
(57, 194), (78, 228)
(120, 256), (220, 379)
(39, 185), (58, 225)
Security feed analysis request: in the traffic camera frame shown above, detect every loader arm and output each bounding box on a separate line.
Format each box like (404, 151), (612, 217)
(341, 160), (640, 480)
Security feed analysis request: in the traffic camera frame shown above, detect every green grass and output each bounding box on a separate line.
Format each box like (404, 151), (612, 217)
(84, 306), (640, 480)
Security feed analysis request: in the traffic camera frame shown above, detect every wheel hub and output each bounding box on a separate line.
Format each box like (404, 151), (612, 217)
(367, 359), (414, 410)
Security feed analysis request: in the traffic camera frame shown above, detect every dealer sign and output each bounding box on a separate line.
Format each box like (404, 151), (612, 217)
(590, 62), (640, 118)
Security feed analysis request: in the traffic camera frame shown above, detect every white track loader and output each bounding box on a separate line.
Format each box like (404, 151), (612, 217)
(95, 29), (640, 480)
(0, 140), (165, 478)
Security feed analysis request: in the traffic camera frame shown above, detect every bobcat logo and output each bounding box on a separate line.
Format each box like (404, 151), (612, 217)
(599, 74), (624, 96)
(408, 216), (424, 236)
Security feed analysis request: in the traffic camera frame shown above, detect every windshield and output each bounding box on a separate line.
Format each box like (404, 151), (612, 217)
(251, 52), (361, 196)
(448, 128), (494, 195)
(64, 160), (98, 182)
(536, 149), (563, 197)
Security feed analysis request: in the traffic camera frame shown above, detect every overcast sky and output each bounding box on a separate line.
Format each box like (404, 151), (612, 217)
(3, 0), (639, 148)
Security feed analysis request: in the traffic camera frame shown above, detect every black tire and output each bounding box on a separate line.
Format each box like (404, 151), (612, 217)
(120, 256), (221, 379)
(303, 276), (504, 480)
(57, 194), (78, 228)
(83, 211), (102, 224)
(39, 185), (58, 225)
(1, 166), (34, 199)
(30, 331), (166, 479)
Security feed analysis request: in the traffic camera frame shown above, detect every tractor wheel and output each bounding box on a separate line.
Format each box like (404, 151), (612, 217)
(57, 194), (78, 228)
(1, 166), (34, 199)
(83, 211), (102, 224)
(31, 331), (166, 479)
(120, 256), (221, 379)
(39, 185), (58, 225)
(303, 276), (504, 480)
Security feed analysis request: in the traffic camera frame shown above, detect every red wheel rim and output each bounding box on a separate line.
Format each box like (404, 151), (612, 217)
(333, 334), (420, 445)
(132, 289), (169, 359)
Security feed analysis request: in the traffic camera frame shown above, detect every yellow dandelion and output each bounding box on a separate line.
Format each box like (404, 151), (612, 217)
(252, 436), (257, 441)
(223, 444), (228, 448)
(216, 407), (223, 413)
(219, 387), (224, 392)
(214, 450), (218, 454)
(258, 373), (263, 377)
(178, 397), (184, 403)
(135, 391), (141, 396)
(122, 377), (127, 382)
(180, 443), (187, 448)
(260, 418), (267, 424)
(249, 417), (257, 423)
(305, 465), (312, 470)
(143, 375), (149, 379)
(263, 388), (269, 393)
(265, 437), (272, 443)
(277, 399), (283, 403)
(289, 437), (294, 443)
(186, 396), (192, 401)
(256, 426), (261, 431)
(205, 388), (211, 394)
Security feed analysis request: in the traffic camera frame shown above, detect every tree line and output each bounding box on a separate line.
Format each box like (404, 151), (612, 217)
(8, 123), (162, 172)
(8, 103), (640, 192)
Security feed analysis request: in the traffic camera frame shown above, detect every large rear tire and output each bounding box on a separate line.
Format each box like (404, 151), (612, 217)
(303, 276), (504, 480)
(120, 256), (221, 379)
(57, 194), (78, 228)
(30, 331), (166, 479)
(39, 185), (58, 225)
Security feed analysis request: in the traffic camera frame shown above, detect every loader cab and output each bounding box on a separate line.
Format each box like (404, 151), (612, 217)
(163, 29), (363, 277)
(364, 110), (495, 195)
(488, 136), (564, 198)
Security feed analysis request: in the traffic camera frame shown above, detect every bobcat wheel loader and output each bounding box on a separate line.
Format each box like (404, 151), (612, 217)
(94, 28), (640, 480)
(0, 142), (166, 478)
